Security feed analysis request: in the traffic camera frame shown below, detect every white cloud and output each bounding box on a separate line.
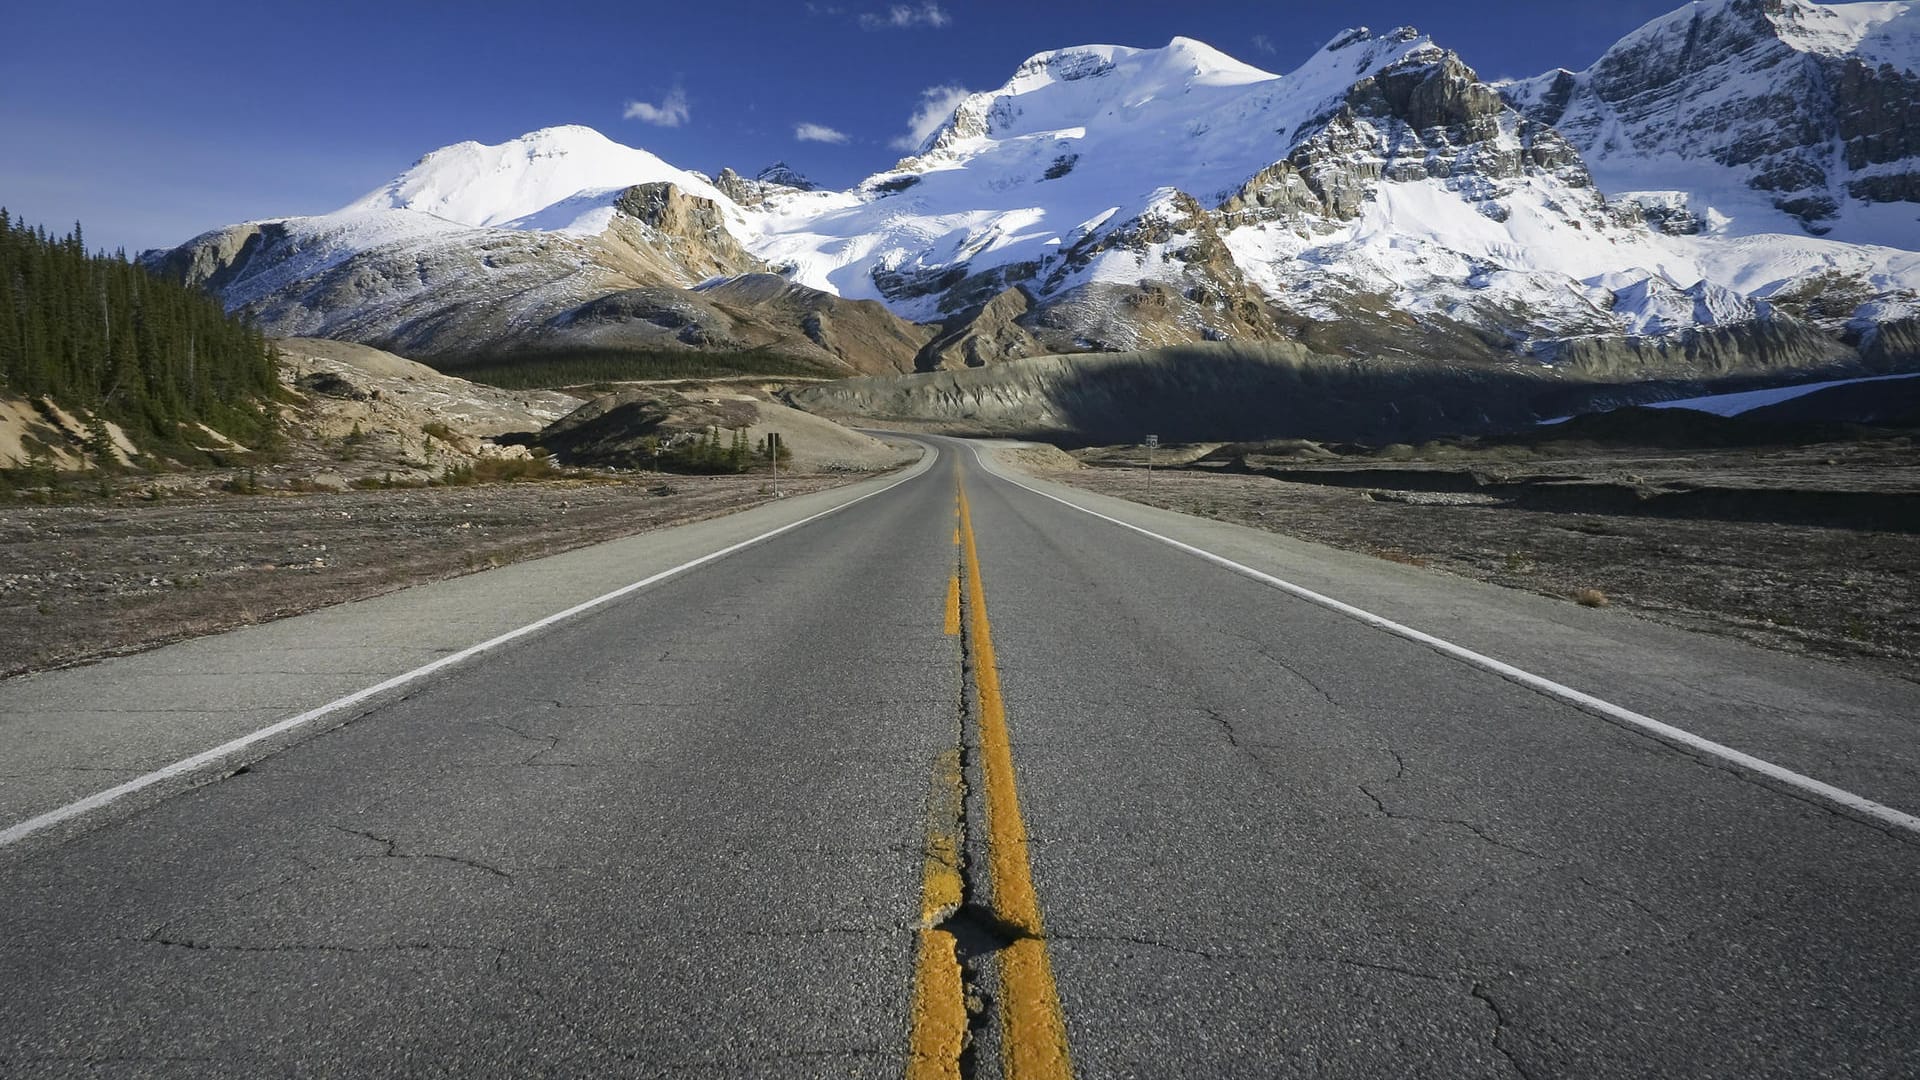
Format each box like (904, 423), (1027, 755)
(1251, 34), (1276, 55)
(623, 85), (690, 127)
(890, 84), (973, 152)
(794, 122), (851, 144)
(859, 2), (950, 30)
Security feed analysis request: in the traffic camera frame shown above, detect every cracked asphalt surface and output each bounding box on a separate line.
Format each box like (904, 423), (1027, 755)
(3, 436), (1919, 1077)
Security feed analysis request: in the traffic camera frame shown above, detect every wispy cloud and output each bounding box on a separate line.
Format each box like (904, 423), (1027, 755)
(1250, 34), (1276, 55)
(859, 2), (950, 30)
(890, 84), (974, 152)
(623, 84), (690, 127)
(794, 122), (850, 144)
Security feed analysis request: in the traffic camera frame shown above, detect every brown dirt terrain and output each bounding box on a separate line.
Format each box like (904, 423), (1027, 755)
(0, 474), (856, 677)
(0, 337), (921, 678)
(1042, 439), (1919, 681)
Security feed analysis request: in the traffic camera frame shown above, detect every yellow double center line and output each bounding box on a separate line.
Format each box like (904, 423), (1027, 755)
(908, 474), (1074, 1079)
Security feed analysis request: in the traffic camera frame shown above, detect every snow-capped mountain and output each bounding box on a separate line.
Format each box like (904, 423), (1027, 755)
(1504, 0), (1920, 244)
(148, 2), (1920, 385)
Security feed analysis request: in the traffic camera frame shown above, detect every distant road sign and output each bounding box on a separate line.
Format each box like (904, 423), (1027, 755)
(1145, 435), (1159, 447)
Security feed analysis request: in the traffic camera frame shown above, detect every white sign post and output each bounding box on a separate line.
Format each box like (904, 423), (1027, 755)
(1145, 434), (1159, 481)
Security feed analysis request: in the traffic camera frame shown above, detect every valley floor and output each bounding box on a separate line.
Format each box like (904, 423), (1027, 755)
(0, 473), (859, 677)
(1047, 449), (1919, 682)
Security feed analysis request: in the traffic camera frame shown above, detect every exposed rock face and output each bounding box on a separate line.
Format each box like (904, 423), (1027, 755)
(1538, 320), (1857, 380)
(693, 274), (934, 373)
(791, 342), (1574, 445)
(1222, 45), (1593, 229)
(538, 386), (912, 471)
(1506, 0), (1920, 236)
(916, 286), (1044, 370)
(713, 163), (819, 207)
(145, 19), (1920, 399)
(607, 183), (761, 281)
(1028, 191), (1279, 350)
(754, 163), (817, 191)
(144, 221), (293, 295)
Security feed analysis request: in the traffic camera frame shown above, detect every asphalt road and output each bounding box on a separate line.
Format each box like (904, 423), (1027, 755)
(3, 436), (1918, 1078)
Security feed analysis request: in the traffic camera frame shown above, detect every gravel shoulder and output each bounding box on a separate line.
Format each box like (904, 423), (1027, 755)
(1041, 447), (1918, 682)
(0, 474), (860, 677)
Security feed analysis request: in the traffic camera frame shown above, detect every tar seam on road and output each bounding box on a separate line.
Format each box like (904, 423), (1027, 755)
(972, 445), (1920, 840)
(908, 744), (969, 1080)
(957, 477), (1076, 1079)
(0, 455), (935, 850)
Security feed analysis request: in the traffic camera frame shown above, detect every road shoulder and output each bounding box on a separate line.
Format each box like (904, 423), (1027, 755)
(0, 446), (934, 858)
(972, 440), (1920, 826)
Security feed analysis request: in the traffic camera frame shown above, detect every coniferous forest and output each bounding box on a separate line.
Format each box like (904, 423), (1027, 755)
(0, 209), (278, 456)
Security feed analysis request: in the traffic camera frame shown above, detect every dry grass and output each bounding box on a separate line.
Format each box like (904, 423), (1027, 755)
(1053, 464), (1920, 679)
(1372, 548), (1430, 568)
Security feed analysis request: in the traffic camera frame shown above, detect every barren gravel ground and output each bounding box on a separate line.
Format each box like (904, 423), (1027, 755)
(1052, 463), (1918, 681)
(0, 474), (856, 677)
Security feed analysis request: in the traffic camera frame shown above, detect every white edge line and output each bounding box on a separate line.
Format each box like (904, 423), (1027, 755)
(968, 442), (1920, 837)
(0, 447), (937, 849)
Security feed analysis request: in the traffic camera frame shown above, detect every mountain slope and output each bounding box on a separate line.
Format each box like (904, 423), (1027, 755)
(1504, 0), (1920, 244)
(146, 7), (1920, 400)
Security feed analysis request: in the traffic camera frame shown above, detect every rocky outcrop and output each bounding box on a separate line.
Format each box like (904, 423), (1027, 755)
(1538, 319), (1860, 380)
(713, 163), (819, 207)
(604, 183), (762, 282)
(143, 20), (1920, 402)
(915, 286), (1045, 370)
(538, 386), (912, 471)
(523, 274), (932, 376)
(142, 221), (292, 295)
(695, 274), (934, 374)
(1507, 0), (1920, 235)
(791, 341), (1574, 444)
(1029, 191), (1278, 350)
(1219, 42), (1593, 234)
(1857, 317), (1920, 370)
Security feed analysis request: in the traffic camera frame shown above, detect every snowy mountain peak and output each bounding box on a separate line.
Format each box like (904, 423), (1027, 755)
(754, 162), (817, 191)
(1506, 0), (1920, 243)
(899, 37), (1287, 167)
(148, 10), (1920, 380)
(1608, 0), (1919, 68)
(344, 125), (732, 229)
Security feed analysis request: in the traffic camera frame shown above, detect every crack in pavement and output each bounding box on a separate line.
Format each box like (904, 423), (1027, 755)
(1224, 629), (1341, 706)
(324, 824), (514, 879)
(1201, 707), (1286, 779)
(1050, 931), (1218, 960)
(486, 718), (562, 766)
(1357, 748), (1547, 859)
(1, 1056), (216, 1066)
(1041, 928), (1538, 1073)
(137, 935), (507, 957)
(1472, 982), (1535, 1080)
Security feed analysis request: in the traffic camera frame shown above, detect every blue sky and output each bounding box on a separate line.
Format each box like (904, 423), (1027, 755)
(3, 0), (1684, 255)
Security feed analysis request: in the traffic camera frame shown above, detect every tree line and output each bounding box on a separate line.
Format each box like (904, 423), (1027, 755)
(0, 209), (279, 454)
(649, 428), (793, 474)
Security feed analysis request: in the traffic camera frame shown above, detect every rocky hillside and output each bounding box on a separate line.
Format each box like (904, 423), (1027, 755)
(146, 2), (1920, 401)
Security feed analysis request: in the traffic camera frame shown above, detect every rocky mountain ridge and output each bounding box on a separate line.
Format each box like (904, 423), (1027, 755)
(147, 2), (1920, 404)
(1503, 0), (1920, 242)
